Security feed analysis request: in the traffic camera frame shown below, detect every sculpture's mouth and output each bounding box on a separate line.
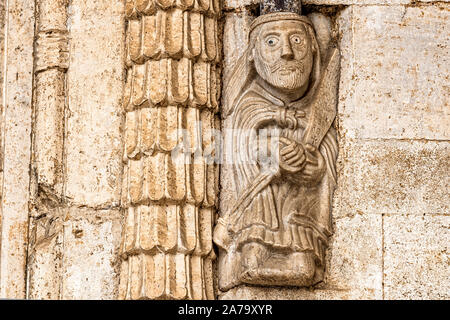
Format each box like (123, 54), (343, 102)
(278, 66), (298, 75)
(275, 63), (304, 75)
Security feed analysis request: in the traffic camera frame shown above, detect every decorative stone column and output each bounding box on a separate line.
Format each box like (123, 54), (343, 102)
(118, 0), (221, 300)
(27, 0), (68, 299)
(0, 0), (35, 299)
(27, 0), (125, 300)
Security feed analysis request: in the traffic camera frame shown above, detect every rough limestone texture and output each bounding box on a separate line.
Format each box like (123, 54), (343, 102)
(220, 213), (383, 299)
(223, 0), (450, 10)
(333, 140), (449, 218)
(338, 5), (449, 141)
(26, 0), (125, 300)
(61, 208), (122, 300)
(65, 0), (124, 208)
(384, 215), (449, 299)
(0, 0), (35, 299)
(220, 3), (449, 300)
(0, 1), (448, 300)
(27, 206), (64, 300)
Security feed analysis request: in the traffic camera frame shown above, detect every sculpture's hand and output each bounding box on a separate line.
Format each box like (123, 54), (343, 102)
(299, 144), (326, 183)
(278, 137), (306, 174)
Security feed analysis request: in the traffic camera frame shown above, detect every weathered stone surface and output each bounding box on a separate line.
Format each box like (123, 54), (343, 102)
(220, 214), (383, 299)
(220, 12), (253, 242)
(337, 5), (450, 140)
(333, 139), (450, 218)
(0, 0), (35, 299)
(384, 214), (450, 300)
(28, 0), (126, 300)
(0, 0), (5, 206)
(33, 0), (69, 197)
(224, 0), (449, 10)
(325, 214), (383, 299)
(27, 207), (64, 300)
(36, 0), (67, 30)
(65, 0), (125, 207)
(0, 0), (447, 301)
(28, 232), (64, 299)
(28, 206), (123, 300)
(220, 286), (351, 300)
(220, 4), (449, 301)
(118, 0), (220, 300)
(34, 69), (66, 196)
(223, 12), (254, 85)
(61, 208), (122, 300)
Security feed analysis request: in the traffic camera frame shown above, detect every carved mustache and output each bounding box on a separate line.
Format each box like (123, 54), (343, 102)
(270, 61), (305, 73)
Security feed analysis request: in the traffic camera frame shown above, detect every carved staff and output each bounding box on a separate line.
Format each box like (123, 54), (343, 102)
(119, 0), (220, 300)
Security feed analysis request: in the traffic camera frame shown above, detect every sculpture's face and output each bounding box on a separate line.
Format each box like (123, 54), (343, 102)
(252, 20), (314, 92)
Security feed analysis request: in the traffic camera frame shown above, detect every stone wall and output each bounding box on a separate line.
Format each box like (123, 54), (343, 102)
(220, 0), (449, 300)
(0, 0), (448, 299)
(1, 0), (125, 299)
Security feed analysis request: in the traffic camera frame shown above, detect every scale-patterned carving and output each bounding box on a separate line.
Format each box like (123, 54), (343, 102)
(119, 0), (220, 300)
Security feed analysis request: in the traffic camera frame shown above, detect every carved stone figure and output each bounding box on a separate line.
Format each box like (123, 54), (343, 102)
(119, 0), (220, 300)
(214, 3), (340, 290)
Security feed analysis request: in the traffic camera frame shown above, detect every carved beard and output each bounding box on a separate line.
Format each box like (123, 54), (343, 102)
(254, 47), (311, 92)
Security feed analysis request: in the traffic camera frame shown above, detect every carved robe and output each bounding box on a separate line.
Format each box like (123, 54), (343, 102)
(218, 79), (338, 289)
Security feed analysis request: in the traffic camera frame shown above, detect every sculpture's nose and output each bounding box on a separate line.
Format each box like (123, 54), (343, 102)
(280, 38), (294, 60)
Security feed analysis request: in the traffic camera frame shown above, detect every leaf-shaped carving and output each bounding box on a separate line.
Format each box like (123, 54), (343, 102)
(129, 158), (144, 204)
(165, 9), (184, 58)
(194, 208), (213, 256)
(146, 153), (165, 201)
(126, 110), (139, 158)
(148, 59), (167, 105)
(129, 19), (143, 63)
(140, 107), (157, 153)
(202, 16), (216, 62)
(156, 0), (175, 10)
(136, 0), (156, 15)
(179, 204), (197, 253)
(183, 11), (202, 59)
(142, 14), (161, 59)
(124, 207), (136, 253)
(177, 0), (194, 10)
(162, 205), (178, 252)
(168, 58), (190, 105)
(166, 150), (186, 201)
(166, 254), (188, 299)
(139, 205), (155, 251)
(131, 64), (148, 107)
(157, 105), (178, 152)
(192, 61), (208, 106)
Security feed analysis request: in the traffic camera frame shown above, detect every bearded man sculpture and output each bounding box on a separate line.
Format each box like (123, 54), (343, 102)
(213, 2), (340, 290)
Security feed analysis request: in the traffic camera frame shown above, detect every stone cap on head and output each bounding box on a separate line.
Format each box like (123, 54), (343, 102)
(260, 0), (302, 15)
(249, 12), (313, 38)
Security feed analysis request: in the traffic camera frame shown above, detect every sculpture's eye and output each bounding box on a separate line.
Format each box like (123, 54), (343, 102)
(291, 35), (303, 45)
(266, 37), (278, 47)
